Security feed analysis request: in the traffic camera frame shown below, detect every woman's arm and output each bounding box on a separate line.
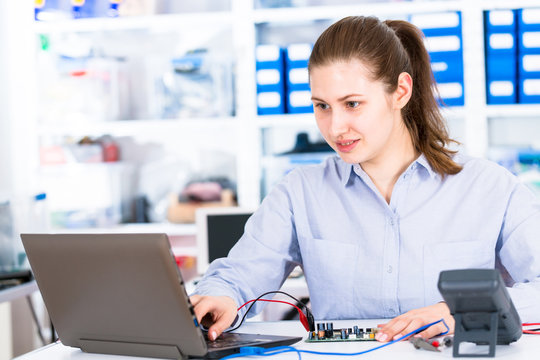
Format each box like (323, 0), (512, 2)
(497, 181), (540, 322)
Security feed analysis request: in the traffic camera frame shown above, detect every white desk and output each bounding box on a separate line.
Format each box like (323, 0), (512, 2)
(14, 319), (540, 359)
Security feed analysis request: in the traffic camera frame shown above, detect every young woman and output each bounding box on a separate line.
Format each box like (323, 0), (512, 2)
(191, 16), (540, 343)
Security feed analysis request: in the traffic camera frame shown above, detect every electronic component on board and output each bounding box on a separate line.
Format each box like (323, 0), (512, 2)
(306, 322), (380, 343)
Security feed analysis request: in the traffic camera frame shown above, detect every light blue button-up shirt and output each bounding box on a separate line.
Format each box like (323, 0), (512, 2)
(195, 154), (540, 321)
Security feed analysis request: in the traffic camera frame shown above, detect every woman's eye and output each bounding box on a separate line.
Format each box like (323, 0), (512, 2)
(316, 103), (329, 110)
(346, 101), (360, 108)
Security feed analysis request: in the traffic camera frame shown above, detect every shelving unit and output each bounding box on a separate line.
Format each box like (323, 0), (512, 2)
(31, 0), (540, 219)
(34, 11), (234, 33)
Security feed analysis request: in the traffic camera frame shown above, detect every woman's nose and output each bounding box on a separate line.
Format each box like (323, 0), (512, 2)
(329, 111), (350, 136)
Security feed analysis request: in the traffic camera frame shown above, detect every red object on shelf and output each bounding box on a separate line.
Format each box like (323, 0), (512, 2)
(70, 70), (87, 77)
(102, 141), (119, 162)
(174, 255), (195, 269)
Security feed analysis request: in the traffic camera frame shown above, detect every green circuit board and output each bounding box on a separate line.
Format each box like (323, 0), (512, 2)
(305, 322), (380, 342)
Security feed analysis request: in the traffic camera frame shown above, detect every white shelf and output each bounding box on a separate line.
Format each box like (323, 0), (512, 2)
(479, 0), (540, 11)
(34, 11), (233, 34)
(253, 0), (540, 23)
(257, 113), (316, 128)
(441, 106), (466, 119)
(50, 222), (197, 236)
(253, 1), (465, 23)
(0, 281), (38, 303)
(486, 104), (540, 118)
(171, 246), (198, 257)
(37, 117), (238, 137)
(48, 223), (199, 258)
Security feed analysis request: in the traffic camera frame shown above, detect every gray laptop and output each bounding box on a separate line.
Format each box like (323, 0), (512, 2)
(21, 233), (301, 359)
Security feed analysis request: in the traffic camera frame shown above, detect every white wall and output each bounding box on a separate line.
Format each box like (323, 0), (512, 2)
(0, 1), (40, 359)
(0, 0), (39, 199)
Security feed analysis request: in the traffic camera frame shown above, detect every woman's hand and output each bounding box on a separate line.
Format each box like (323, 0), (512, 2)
(375, 302), (454, 342)
(190, 295), (238, 341)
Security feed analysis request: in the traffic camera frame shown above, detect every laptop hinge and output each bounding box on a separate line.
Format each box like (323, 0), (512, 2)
(79, 338), (186, 360)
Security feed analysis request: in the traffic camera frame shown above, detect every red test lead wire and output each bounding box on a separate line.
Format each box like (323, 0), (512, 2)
(237, 299), (311, 332)
(522, 323), (540, 335)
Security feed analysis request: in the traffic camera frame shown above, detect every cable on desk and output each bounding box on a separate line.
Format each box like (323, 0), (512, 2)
(226, 290), (314, 333)
(220, 318), (449, 359)
(523, 323), (540, 334)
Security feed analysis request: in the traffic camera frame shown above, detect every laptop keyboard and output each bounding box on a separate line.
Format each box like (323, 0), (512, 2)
(204, 332), (259, 349)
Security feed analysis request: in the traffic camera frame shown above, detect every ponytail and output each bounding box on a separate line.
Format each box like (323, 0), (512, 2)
(385, 20), (462, 176)
(309, 16), (462, 176)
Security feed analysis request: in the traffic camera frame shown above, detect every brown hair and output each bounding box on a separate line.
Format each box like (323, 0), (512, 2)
(308, 16), (462, 176)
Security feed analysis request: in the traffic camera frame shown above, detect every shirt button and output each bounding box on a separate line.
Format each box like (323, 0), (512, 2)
(387, 266), (393, 273)
(390, 219), (394, 226)
(403, 173), (408, 179)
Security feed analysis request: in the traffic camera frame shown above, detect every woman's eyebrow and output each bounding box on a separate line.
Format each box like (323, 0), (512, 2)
(338, 94), (365, 101)
(311, 94), (365, 102)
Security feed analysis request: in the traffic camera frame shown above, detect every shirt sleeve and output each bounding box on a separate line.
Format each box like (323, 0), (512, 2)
(497, 180), (540, 322)
(192, 172), (302, 318)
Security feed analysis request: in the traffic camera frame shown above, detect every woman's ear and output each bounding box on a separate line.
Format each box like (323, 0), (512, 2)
(393, 72), (413, 110)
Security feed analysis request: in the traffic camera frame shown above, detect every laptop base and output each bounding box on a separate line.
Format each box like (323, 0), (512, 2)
(79, 338), (186, 359)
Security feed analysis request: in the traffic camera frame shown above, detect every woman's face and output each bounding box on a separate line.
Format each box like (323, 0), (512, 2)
(310, 59), (410, 165)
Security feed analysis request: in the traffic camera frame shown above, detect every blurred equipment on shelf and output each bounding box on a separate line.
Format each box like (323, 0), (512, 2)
(40, 135), (120, 165)
(160, 49), (234, 118)
(280, 132), (333, 154)
(35, 0), (231, 19)
(262, 153), (333, 198)
(37, 34), (234, 122)
(39, 162), (135, 228)
(0, 200), (16, 273)
(0, 192), (50, 274)
(37, 51), (131, 124)
(489, 147), (540, 197)
(262, 131), (334, 198)
(38, 135), (128, 228)
(255, 0), (385, 8)
(167, 177), (237, 223)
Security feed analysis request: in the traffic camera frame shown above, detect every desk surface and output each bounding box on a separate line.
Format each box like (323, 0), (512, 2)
(15, 319), (540, 360)
(0, 280), (38, 303)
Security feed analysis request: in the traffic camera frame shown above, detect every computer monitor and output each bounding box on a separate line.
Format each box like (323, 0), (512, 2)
(195, 207), (253, 276)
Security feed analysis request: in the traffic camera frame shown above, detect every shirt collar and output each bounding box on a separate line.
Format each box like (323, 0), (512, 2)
(414, 153), (437, 179)
(340, 161), (355, 187)
(340, 153), (436, 187)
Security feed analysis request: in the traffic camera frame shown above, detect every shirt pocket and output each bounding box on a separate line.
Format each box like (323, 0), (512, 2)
(423, 240), (495, 305)
(302, 238), (359, 318)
